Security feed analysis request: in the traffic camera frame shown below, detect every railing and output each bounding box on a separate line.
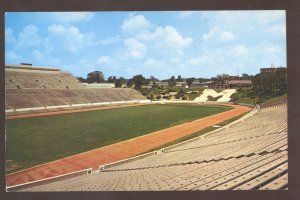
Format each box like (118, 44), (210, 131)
(5, 100), (152, 113)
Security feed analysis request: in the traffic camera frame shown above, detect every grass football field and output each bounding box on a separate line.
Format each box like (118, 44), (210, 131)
(5, 104), (232, 174)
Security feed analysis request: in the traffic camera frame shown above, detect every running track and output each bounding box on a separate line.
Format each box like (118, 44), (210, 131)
(6, 103), (251, 186)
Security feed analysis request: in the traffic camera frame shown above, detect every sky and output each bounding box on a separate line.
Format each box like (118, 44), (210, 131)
(5, 11), (286, 79)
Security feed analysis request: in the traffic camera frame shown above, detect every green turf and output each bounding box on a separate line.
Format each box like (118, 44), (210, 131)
(5, 104), (232, 174)
(262, 94), (287, 104)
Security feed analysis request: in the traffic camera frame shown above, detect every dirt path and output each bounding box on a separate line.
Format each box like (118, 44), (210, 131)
(6, 104), (251, 187)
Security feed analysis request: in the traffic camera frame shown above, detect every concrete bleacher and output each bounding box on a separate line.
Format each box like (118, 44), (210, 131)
(13, 102), (287, 191)
(5, 65), (147, 112)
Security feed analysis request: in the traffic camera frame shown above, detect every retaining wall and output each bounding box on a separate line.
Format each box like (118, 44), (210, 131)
(6, 168), (92, 192)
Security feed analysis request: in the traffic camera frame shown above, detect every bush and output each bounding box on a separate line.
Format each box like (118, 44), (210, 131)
(141, 91), (149, 96)
(156, 95), (161, 100)
(167, 88), (177, 92)
(207, 95), (222, 101)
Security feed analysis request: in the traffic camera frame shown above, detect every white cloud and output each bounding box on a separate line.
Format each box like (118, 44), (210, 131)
(124, 38), (147, 59)
(17, 25), (41, 48)
(202, 28), (217, 41)
(201, 11), (285, 46)
(260, 43), (282, 55)
(219, 31), (235, 43)
(203, 28), (235, 43)
(227, 45), (248, 57)
(49, 12), (95, 23)
(44, 38), (54, 53)
(187, 58), (199, 66)
(48, 24), (95, 53)
(187, 56), (209, 66)
(267, 24), (286, 36)
(138, 26), (193, 49)
(32, 49), (43, 59)
(121, 14), (193, 64)
(6, 51), (23, 62)
(48, 24), (66, 34)
(5, 28), (16, 44)
(122, 14), (151, 33)
(143, 58), (164, 70)
(99, 36), (121, 45)
(97, 56), (112, 65)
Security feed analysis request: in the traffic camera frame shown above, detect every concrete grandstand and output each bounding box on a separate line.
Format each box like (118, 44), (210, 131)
(5, 64), (148, 113)
(7, 101), (287, 191)
(5, 64), (288, 191)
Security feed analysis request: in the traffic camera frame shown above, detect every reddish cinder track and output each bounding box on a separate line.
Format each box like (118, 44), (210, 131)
(6, 104), (251, 187)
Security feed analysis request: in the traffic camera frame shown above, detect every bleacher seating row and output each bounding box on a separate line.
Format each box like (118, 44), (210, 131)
(5, 69), (83, 89)
(5, 66), (147, 110)
(17, 102), (287, 191)
(5, 88), (147, 109)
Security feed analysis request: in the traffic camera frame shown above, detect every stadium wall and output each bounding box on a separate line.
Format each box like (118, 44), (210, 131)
(6, 168), (92, 192)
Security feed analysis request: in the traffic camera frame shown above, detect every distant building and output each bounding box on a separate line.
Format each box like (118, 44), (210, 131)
(155, 81), (169, 88)
(213, 83), (228, 88)
(190, 80), (201, 88)
(228, 80), (252, 88)
(143, 81), (155, 89)
(191, 80), (213, 88)
(228, 76), (239, 80)
(82, 83), (115, 88)
(175, 81), (188, 88)
(260, 66), (286, 73)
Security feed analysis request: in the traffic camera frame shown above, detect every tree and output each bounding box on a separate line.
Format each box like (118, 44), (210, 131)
(127, 79), (134, 88)
(178, 88), (185, 97)
(76, 77), (86, 83)
(149, 75), (159, 81)
(132, 74), (146, 90)
(241, 73), (250, 80)
(177, 75), (183, 82)
(145, 79), (150, 86)
(275, 68), (287, 94)
(118, 76), (127, 85)
(176, 88), (185, 99)
(252, 68), (287, 97)
(216, 74), (230, 84)
(107, 76), (117, 83)
(86, 71), (105, 83)
(186, 78), (195, 87)
(168, 75), (176, 87)
(115, 79), (122, 88)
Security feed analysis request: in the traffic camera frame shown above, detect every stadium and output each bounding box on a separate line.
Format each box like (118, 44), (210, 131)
(5, 64), (287, 191)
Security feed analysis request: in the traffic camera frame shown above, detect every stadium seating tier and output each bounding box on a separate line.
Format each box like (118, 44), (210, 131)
(17, 103), (287, 191)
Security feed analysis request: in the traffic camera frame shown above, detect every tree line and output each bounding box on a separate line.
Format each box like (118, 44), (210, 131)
(77, 68), (287, 97)
(252, 68), (287, 97)
(77, 71), (152, 90)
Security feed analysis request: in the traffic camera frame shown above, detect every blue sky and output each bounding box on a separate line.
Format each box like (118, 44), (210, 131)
(5, 11), (286, 79)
